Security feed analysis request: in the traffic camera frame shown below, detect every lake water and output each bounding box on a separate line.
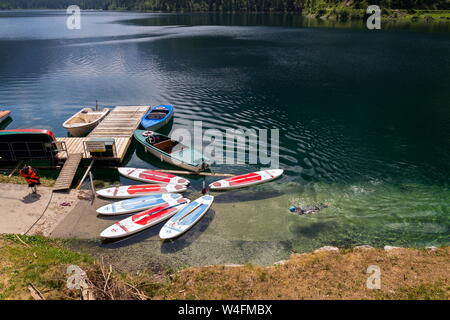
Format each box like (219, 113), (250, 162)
(0, 10), (449, 268)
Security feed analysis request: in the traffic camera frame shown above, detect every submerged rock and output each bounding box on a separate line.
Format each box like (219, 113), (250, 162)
(314, 246), (339, 253)
(273, 260), (287, 266)
(223, 264), (244, 268)
(354, 245), (374, 251)
(384, 245), (402, 252)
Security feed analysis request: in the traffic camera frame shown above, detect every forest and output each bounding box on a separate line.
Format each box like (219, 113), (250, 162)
(0, 0), (448, 12)
(0, 0), (450, 13)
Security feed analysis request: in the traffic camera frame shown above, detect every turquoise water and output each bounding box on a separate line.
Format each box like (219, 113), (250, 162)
(0, 10), (449, 267)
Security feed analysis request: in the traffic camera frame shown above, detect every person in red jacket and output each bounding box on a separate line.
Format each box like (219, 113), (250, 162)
(19, 165), (41, 194)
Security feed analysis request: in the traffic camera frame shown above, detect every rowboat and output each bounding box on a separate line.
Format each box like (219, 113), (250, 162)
(159, 195), (214, 239)
(0, 110), (11, 123)
(140, 105), (174, 130)
(96, 193), (183, 215)
(133, 130), (209, 173)
(96, 184), (187, 199)
(118, 167), (189, 185)
(209, 169), (283, 191)
(100, 198), (190, 239)
(62, 107), (109, 137)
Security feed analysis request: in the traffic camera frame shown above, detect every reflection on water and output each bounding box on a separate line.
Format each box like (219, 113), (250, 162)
(0, 117), (12, 130)
(0, 10), (449, 267)
(122, 12), (450, 33)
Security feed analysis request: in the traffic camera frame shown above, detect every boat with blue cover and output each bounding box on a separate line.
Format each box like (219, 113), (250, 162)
(140, 105), (174, 130)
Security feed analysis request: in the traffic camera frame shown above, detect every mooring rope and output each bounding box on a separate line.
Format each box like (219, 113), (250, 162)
(24, 190), (54, 236)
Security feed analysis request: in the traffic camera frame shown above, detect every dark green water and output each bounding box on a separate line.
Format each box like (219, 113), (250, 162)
(0, 10), (449, 267)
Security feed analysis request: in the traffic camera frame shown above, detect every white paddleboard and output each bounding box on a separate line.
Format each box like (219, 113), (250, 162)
(209, 169), (283, 191)
(96, 193), (183, 215)
(118, 167), (189, 185)
(100, 198), (190, 239)
(159, 195), (214, 240)
(96, 184), (187, 199)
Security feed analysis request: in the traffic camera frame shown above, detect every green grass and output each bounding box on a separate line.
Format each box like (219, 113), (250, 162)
(1, 235), (448, 300)
(0, 173), (55, 187)
(0, 235), (93, 299)
(304, 8), (450, 22)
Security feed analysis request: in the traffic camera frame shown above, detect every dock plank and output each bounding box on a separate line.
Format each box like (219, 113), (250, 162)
(53, 153), (83, 191)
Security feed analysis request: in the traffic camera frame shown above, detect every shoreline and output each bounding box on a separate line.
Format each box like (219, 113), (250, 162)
(1, 8), (450, 25)
(0, 179), (448, 269)
(0, 182), (447, 299)
(0, 234), (448, 299)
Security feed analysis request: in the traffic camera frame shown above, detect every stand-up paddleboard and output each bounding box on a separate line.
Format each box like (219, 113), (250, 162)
(118, 167), (189, 185)
(100, 198), (190, 239)
(209, 169), (283, 191)
(159, 195), (214, 240)
(96, 184), (187, 199)
(96, 193), (183, 215)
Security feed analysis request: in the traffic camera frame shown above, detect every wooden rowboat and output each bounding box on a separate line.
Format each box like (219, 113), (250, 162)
(62, 107), (109, 137)
(133, 130), (209, 173)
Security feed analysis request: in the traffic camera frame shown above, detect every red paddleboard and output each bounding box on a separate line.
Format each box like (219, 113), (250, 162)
(209, 169), (283, 191)
(96, 184), (187, 199)
(118, 167), (189, 185)
(100, 198), (190, 239)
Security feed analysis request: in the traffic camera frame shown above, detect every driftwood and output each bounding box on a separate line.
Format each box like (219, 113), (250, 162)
(15, 234), (30, 248)
(28, 283), (45, 300)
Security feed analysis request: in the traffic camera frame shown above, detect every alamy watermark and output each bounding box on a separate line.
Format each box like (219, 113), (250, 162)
(366, 265), (381, 289)
(366, 5), (381, 30)
(66, 5), (81, 30)
(66, 264), (87, 289)
(160, 121), (280, 169)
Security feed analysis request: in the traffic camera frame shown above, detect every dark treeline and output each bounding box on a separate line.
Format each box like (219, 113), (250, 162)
(0, 0), (448, 11)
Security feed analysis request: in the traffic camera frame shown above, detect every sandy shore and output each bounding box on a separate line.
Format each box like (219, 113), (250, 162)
(0, 183), (80, 236)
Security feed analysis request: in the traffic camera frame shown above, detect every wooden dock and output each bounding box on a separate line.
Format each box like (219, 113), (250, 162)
(90, 106), (149, 138)
(53, 153), (83, 191)
(56, 106), (149, 163)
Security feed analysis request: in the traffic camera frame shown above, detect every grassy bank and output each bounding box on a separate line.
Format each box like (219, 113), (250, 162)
(305, 8), (450, 22)
(0, 173), (55, 187)
(0, 235), (448, 300)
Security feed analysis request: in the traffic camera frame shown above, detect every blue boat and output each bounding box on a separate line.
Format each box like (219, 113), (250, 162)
(140, 105), (174, 130)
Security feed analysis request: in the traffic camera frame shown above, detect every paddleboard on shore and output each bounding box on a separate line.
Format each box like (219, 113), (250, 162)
(100, 198), (190, 239)
(209, 169), (283, 191)
(96, 184), (187, 199)
(118, 167), (189, 185)
(96, 193), (183, 215)
(159, 195), (214, 240)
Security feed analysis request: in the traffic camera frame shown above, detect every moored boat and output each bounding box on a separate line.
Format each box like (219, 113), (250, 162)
(133, 130), (209, 172)
(0, 129), (57, 161)
(62, 107), (109, 136)
(140, 105), (174, 130)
